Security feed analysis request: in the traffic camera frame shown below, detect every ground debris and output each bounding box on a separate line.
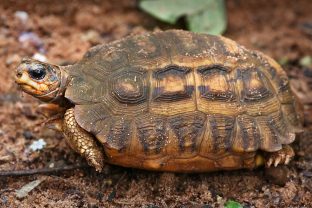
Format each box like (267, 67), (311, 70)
(28, 138), (46, 152)
(15, 178), (45, 199)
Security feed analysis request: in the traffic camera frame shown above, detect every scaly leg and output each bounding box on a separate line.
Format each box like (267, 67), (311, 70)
(265, 145), (295, 167)
(63, 108), (105, 172)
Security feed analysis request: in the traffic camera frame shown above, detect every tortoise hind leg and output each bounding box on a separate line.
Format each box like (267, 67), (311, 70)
(265, 145), (295, 167)
(63, 108), (105, 172)
(255, 145), (295, 168)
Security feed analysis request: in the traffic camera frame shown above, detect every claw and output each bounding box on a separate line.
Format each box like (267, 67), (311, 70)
(267, 158), (273, 167)
(285, 155), (291, 164)
(274, 156), (281, 167)
(266, 145), (295, 168)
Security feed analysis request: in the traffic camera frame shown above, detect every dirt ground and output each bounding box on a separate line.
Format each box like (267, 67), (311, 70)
(0, 0), (312, 207)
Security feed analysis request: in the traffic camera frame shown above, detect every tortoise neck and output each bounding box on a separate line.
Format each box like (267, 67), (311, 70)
(59, 66), (70, 98)
(48, 66), (71, 106)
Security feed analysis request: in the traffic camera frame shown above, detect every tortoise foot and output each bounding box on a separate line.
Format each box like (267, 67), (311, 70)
(63, 108), (105, 172)
(266, 145), (294, 167)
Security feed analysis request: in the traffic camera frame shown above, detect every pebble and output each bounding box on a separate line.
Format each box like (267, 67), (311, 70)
(302, 170), (312, 177)
(28, 138), (47, 151)
(32, 53), (47, 62)
(23, 130), (34, 140)
(14, 11), (29, 24)
(18, 32), (44, 52)
(264, 166), (289, 186)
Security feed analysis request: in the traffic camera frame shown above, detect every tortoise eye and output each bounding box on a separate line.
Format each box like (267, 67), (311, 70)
(28, 67), (46, 80)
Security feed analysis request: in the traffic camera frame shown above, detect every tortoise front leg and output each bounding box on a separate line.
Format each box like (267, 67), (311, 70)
(63, 108), (105, 172)
(38, 103), (65, 117)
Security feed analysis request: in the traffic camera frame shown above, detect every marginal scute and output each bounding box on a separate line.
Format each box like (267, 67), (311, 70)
(207, 114), (235, 153)
(281, 104), (302, 131)
(254, 110), (294, 152)
(135, 114), (167, 155)
(169, 112), (206, 153)
(105, 118), (132, 152)
(74, 103), (110, 134)
(233, 115), (260, 152)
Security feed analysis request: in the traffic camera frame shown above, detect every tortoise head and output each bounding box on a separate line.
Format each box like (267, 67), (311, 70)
(15, 58), (66, 102)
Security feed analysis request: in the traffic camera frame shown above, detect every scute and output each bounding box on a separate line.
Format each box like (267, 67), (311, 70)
(197, 65), (235, 101)
(111, 68), (148, 104)
(238, 68), (274, 102)
(64, 30), (302, 162)
(135, 114), (168, 155)
(152, 65), (194, 102)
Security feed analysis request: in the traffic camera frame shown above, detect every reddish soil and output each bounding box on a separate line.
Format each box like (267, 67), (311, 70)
(0, 0), (312, 207)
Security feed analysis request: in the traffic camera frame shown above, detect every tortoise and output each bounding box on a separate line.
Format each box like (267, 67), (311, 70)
(15, 30), (303, 172)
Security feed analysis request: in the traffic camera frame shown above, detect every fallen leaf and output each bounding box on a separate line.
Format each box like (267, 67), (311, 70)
(15, 179), (44, 199)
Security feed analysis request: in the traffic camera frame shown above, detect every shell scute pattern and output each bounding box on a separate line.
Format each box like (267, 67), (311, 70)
(110, 68), (148, 104)
(197, 65), (236, 101)
(152, 65), (194, 102)
(64, 30), (302, 162)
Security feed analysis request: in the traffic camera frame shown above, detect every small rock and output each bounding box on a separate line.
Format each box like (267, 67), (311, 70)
(32, 53), (47, 62)
(265, 166), (289, 186)
(28, 138), (47, 152)
(299, 56), (312, 68)
(23, 130), (35, 140)
(49, 162), (55, 168)
(18, 32), (44, 52)
(302, 170), (312, 177)
(14, 11), (29, 24)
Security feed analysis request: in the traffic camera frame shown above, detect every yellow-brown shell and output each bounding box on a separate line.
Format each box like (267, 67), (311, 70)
(64, 30), (302, 172)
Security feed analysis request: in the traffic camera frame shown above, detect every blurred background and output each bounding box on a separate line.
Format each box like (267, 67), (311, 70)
(0, 0), (311, 207)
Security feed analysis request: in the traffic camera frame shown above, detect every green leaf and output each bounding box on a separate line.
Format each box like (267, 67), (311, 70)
(139, 0), (214, 24)
(186, 0), (226, 35)
(139, 0), (227, 35)
(224, 200), (243, 208)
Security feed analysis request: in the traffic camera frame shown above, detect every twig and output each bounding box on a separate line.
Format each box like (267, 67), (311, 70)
(0, 164), (89, 177)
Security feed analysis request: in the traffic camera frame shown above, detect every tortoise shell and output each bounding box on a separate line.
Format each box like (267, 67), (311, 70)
(64, 30), (302, 172)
